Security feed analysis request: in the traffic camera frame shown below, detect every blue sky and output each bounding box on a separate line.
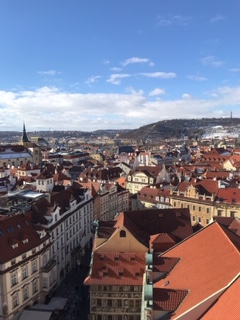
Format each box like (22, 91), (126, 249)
(0, 0), (240, 131)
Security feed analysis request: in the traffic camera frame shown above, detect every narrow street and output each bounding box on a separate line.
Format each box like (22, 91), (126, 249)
(54, 249), (91, 320)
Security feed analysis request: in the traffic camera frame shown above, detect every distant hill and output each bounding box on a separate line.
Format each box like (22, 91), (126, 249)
(119, 118), (240, 142)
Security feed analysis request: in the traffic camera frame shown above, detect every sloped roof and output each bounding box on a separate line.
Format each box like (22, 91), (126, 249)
(153, 288), (189, 312)
(97, 209), (193, 250)
(123, 209), (193, 244)
(152, 255), (180, 273)
(154, 222), (240, 319)
(201, 277), (240, 320)
(84, 252), (145, 286)
(0, 214), (48, 263)
(215, 187), (240, 204)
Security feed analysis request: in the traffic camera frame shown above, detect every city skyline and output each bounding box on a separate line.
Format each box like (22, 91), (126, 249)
(0, 0), (240, 131)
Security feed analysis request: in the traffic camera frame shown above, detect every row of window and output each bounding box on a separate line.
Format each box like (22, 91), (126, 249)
(11, 260), (38, 286)
(12, 280), (38, 309)
(94, 315), (140, 320)
(94, 285), (141, 292)
(173, 202), (211, 213)
(96, 298), (141, 308)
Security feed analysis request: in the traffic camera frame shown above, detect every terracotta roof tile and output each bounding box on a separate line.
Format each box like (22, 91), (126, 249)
(202, 277), (240, 320)
(154, 222), (240, 319)
(84, 252), (145, 286)
(152, 256), (180, 273)
(0, 214), (49, 263)
(153, 288), (189, 312)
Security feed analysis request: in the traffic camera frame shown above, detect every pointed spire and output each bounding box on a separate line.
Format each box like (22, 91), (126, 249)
(22, 122), (30, 142)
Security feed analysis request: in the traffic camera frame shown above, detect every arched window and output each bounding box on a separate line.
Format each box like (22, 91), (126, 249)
(120, 230), (126, 238)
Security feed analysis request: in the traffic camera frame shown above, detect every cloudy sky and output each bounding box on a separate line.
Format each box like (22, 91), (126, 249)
(0, 0), (240, 131)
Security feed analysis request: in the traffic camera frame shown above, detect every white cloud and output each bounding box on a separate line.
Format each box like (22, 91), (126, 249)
(229, 68), (240, 72)
(38, 70), (61, 76)
(103, 60), (110, 64)
(110, 67), (122, 72)
(149, 88), (165, 96)
(140, 72), (176, 79)
(201, 56), (224, 67)
(210, 14), (225, 24)
(106, 74), (130, 85)
(187, 75), (207, 81)
(182, 93), (192, 99)
(1, 85), (240, 131)
(86, 75), (102, 84)
(122, 57), (154, 67)
(157, 14), (191, 26)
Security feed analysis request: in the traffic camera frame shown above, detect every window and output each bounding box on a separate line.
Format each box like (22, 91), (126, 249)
(22, 266), (28, 279)
(32, 260), (37, 273)
(32, 279), (38, 294)
(11, 272), (18, 286)
(43, 278), (48, 288)
(42, 254), (48, 267)
(117, 299), (122, 307)
(120, 230), (126, 238)
(206, 208), (210, 214)
(97, 299), (101, 306)
(206, 219), (209, 224)
(11, 259), (16, 266)
(193, 205), (196, 211)
(198, 217), (202, 223)
(217, 210), (222, 217)
(192, 216), (196, 222)
(12, 293), (19, 308)
(23, 286), (29, 301)
(198, 207), (202, 212)
(230, 211), (235, 218)
(108, 300), (112, 307)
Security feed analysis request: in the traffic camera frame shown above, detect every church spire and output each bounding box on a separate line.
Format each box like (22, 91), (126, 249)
(21, 122), (30, 142)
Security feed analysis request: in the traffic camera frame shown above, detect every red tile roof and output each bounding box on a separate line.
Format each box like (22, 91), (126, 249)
(153, 288), (189, 312)
(154, 222), (240, 319)
(84, 252), (145, 286)
(202, 277), (240, 320)
(152, 255), (180, 273)
(0, 214), (49, 263)
(215, 187), (240, 204)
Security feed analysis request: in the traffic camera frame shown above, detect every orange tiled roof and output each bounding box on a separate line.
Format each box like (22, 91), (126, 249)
(202, 277), (240, 320)
(215, 187), (240, 204)
(152, 255), (180, 273)
(154, 222), (240, 319)
(153, 288), (189, 312)
(84, 252), (145, 286)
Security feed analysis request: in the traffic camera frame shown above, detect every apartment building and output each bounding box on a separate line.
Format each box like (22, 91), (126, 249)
(84, 208), (193, 320)
(31, 185), (94, 283)
(0, 214), (56, 320)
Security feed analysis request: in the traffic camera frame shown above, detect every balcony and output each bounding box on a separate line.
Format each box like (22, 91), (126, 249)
(42, 259), (56, 273)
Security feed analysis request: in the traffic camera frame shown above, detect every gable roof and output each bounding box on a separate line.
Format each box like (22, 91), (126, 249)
(154, 222), (240, 319)
(97, 209), (193, 250)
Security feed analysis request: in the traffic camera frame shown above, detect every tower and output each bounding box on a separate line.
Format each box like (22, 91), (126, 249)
(20, 123), (31, 148)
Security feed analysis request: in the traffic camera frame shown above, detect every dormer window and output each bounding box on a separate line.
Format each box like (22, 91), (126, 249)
(11, 243), (18, 249)
(120, 230), (126, 238)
